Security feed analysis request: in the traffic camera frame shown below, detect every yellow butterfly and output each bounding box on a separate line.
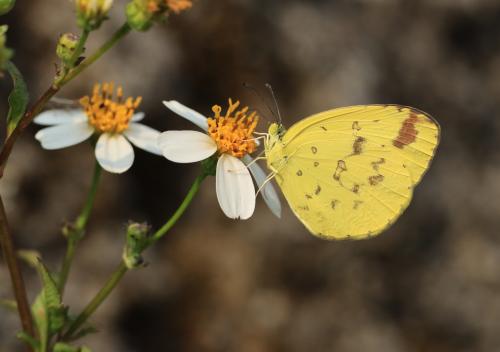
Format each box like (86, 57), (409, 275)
(264, 105), (440, 240)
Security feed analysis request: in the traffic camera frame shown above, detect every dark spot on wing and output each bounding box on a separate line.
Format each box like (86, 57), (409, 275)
(314, 185), (321, 195)
(368, 174), (384, 186)
(333, 160), (347, 181)
(352, 121), (361, 131)
(305, 194), (313, 199)
(371, 158), (385, 172)
(311, 146), (318, 154)
(353, 136), (367, 155)
(296, 170), (303, 176)
(353, 200), (363, 209)
(320, 126), (327, 131)
(331, 200), (339, 209)
(352, 184), (360, 193)
(313, 161), (320, 167)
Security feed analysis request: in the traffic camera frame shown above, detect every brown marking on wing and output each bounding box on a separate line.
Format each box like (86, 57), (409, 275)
(333, 160), (347, 181)
(371, 158), (385, 172)
(368, 174), (384, 186)
(352, 121), (361, 131)
(393, 112), (419, 149)
(353, 136), (366, 155)
(352, 184), (360, 193)
(353, 200), (363, 209)
(314, 185), (321, 195)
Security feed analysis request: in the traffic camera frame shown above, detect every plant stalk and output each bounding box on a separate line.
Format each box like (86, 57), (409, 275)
(0, 195), (35, 348)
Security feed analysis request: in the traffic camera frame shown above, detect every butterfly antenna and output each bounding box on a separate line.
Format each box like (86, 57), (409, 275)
(243, 82), (278, 123)
(265, 83), (282, 125)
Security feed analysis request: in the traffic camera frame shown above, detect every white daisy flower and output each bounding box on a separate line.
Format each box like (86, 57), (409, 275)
(34, 82), (162, 173)
(159, 99), (282, 220)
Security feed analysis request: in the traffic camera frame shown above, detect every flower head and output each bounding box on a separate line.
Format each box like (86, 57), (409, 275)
(159, 100), (282, 220)
(126, 0), (192, 31)
(76, 0), (113, 29)
(80, 82), (142, 133)
(34, 82), (161, 173)
(208, 99), (258, 158)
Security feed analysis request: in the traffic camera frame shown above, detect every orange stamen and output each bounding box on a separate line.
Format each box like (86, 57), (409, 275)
(80, 82), (142, 134)
(207, 98), (259, 158)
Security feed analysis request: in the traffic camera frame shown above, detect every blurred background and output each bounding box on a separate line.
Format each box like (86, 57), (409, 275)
(1, 0), (499, 351)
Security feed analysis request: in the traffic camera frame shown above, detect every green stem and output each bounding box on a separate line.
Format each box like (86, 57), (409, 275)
(69, 28), (90, 68)
(62, 262), (128, 340)
(62, 175), (206, 340)
(58, 161), (102, 295)
(150, 174), (206, 243)
(59, 23), (131, 87)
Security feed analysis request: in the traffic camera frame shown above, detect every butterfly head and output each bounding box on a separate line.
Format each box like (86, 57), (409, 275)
(268, 122), (286, 139)
(265, 122), (286, 153)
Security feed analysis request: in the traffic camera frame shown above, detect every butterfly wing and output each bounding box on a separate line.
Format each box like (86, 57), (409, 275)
(266, 105), (440, 239)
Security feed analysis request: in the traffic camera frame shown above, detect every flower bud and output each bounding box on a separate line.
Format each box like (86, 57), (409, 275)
(125, 0), (192, 31)
(75, 0), (113, 30)
(0, 0), (15, 15)
(125, 0), (154, 32)
(123, 222), (150, 269)
(56, 33), (80, 66)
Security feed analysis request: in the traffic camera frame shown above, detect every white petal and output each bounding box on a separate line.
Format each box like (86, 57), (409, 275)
(124, 123), (162, 155)
(243, 155), (282, 218)
(95, 133), (135, 173)
(158, 130), (216, 163)
(216, 154), (256, 220)
(35, 122), (94, 150)
(34, 109), (87, 126)
(163, 100), (208, 131)
(131, 112), (145, 122)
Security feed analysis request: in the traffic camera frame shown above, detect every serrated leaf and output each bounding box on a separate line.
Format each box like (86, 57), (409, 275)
(16, 331), (39, 350)
(34, 259), (68, 345)
(36, 259), (61, 309)
(5, 61), (28, 136)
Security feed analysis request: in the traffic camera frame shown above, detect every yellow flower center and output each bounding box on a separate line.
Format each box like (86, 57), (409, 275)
(80, 82), (142, 134)
(207, 99), (259, 158)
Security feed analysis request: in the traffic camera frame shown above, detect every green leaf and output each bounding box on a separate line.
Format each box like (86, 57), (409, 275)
(53, 342), (93, 352)
(32, 259), (68, 352)
(32, 293), (48, 352)
(18, 249), (42, 268)
(16, 331), (39, 350)
(5, 61), (28, 136)
(53, 342), (80, 352)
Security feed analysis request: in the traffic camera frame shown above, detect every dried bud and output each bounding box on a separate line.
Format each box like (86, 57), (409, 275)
(0, 0), (15, 15)
(56, 33), (80, 66)
(75, 0), (113, 30)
